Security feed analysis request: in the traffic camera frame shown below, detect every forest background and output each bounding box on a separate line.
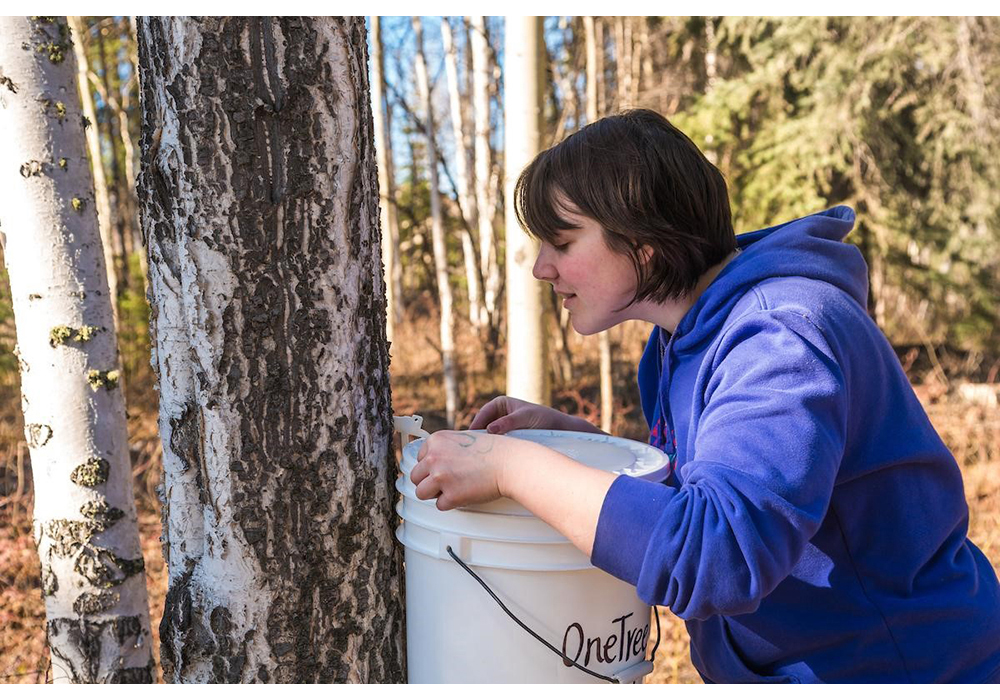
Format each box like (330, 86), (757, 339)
(1, 15), (998, 683)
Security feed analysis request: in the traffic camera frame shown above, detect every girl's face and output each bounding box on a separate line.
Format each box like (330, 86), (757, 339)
(531, 200), (640, 335)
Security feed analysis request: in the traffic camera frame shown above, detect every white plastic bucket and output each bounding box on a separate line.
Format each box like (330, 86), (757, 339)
(394, 423), (670, 684)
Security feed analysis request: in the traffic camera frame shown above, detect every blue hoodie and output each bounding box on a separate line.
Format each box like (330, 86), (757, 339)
(591, 206), (1000, 683)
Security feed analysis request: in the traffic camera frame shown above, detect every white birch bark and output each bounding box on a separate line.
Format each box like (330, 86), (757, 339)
(470, 16), (498, 329)
(441, 16), (482, 330)
(504, 16), (549, 405)
(413, 16), (459, 428)
(371, 16), (402, 345)
(0, 16), (153, 683)
(461, 18), (479, 229)
(67, 15), (119, 331)
(136, 16), (405, 682)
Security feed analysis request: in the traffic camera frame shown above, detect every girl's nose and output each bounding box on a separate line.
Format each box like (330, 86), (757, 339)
(532, 247), (555, 281)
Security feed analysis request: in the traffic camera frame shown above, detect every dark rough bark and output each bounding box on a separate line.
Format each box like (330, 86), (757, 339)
(137, 17), (405, 683)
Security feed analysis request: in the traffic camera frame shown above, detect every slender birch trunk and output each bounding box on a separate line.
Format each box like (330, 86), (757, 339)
(584, 15), (615, 433)
(441, 16), (483, 330)
(504, 16), (549, 405)
(371, 16), (402, 345)
(414, 16), (459, 428)
(136, 16), (405, 682)
(95, 25), (130, 295)
(470, 16), (498, 331)
(461, 18), (479, 229)
(0, 16), (153, 683)
(122, 16), (149, 289)
(67, 15), (119, 331)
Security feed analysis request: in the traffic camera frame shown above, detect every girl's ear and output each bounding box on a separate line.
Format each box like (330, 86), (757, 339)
(639, 244), (655, 264)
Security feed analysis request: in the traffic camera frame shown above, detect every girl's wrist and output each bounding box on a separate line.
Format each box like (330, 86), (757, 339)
(496, 439), (534, 500)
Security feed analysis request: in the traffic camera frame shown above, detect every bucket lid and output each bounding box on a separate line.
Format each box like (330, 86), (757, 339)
(399, 429), (669, 516)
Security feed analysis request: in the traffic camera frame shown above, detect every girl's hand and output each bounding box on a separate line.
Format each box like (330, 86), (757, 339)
(410, 431), (517, 510)
(469, 395), (604, 435)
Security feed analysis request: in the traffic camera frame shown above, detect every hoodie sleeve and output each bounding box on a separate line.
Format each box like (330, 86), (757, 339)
(592, 309), (848, 620)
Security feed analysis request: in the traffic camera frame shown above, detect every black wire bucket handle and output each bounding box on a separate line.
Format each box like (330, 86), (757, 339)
(446, 546), (662, 684)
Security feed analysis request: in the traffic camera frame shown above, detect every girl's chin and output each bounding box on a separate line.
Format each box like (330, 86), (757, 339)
(570, 317), (608, 336)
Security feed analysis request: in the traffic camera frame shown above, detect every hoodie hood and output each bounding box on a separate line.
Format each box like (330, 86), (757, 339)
(671, 205), (866, 353)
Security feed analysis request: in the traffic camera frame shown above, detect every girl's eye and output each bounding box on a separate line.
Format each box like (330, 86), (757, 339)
(553, 242), (570, 252)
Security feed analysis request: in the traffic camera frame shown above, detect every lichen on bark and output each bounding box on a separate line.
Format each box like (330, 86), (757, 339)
(73, 590), (119, 615)
(70, 456), (110, 486)
(50, 323), (101, 346)
(86, 368), (119, 390)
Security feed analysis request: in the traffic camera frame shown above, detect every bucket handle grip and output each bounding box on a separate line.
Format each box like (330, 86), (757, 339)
(445, 545), (662, 684)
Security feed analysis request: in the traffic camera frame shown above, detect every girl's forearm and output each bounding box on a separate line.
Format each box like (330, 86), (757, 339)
(499, 442), (617, 557)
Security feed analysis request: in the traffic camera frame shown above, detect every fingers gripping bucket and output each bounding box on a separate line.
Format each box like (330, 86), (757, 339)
(394, 418), (670, 683)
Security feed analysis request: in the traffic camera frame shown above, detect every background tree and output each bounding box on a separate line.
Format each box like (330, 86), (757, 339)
(414, 16), (460, 428)
(583, 15), (616, 434)
(67, 15), (119, 331)
(442, 16), (483, 331)
(370, 16), (402, 345)
(136, 16), (405, 682)
(470, 16), (500, 335)
(0, 15), (153, 683)
(504, 16), (550, 406)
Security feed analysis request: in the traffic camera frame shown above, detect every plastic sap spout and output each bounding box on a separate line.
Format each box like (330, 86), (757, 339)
(394, 414), (431, 445)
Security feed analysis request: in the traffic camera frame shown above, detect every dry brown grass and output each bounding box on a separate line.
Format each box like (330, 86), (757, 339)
(1, 308), (998, 683)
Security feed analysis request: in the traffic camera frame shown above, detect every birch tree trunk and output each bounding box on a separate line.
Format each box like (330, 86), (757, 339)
(67, 15), (119, 331)
(122, 16), (149, 289)
(95, 23), (131, 295)
(441, 16), (483, 330)
(584, 16), (615, 434)
(136, 16), (405, 682)
(0, 16), (153, 683)
(370, 16), (402, 345)
(470, 16), (498, 331)
(414, 16), (459, 428)
(504, 16), (550, 405)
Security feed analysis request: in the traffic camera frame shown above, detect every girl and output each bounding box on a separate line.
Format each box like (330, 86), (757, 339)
(408, 109), (1000, 683)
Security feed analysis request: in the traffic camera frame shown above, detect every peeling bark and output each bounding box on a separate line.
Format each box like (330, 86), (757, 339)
(0, 16), (153, 684)
(136, 17), (405, 683)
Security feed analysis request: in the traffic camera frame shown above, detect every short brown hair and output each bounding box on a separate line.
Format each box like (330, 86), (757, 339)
(514, 109), (736, 304)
